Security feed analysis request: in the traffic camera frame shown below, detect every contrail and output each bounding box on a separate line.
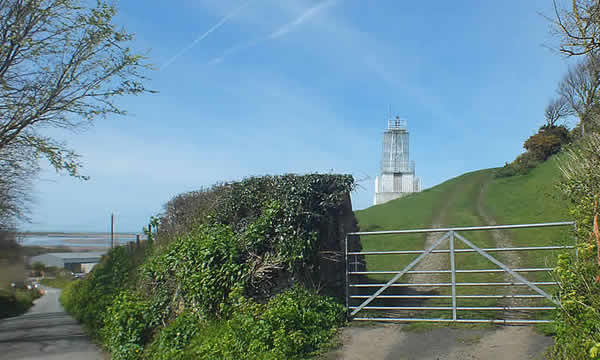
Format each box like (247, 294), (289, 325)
(269, 0), (338, 39)
(208, 0), (339, 65)
(160, 0), (251, 71)
(207, 37), (262, 65)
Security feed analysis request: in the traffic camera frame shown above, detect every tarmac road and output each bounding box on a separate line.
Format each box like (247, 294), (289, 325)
(0, 286), (104, 360)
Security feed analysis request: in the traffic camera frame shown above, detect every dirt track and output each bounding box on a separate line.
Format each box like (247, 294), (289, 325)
(329, 175), (554, 359)
(325, 323), (552, 360)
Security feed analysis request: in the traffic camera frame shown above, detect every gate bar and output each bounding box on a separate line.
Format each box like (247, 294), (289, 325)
(351, 294), (546, 299)
(349, 221), (575, 236)
(350, 281), (557, 287)
(454, 232), (558, 305)
(353, 318), (553, 324)
(450, 230), (457, 321)
(349, 231), (451, 316)
(350, 245), (573, 255)
(350, 306), (555, 311)
(350, 267), (554, 275)
(346, 221), (574, 322)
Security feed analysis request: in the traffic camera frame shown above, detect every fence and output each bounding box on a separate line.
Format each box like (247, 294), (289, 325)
(345, 222), (576, 324)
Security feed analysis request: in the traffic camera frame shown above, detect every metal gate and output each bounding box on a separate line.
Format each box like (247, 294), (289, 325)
(344, 222), (575, 324)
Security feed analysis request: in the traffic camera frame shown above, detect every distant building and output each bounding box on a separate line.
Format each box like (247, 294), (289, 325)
(374, 116), (421, 205)
(29, 251), (106, 273)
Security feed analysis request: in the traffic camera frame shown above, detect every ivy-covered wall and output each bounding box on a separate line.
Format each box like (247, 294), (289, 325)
(156, 174), (360, 300)
(62, 173), (359, 360)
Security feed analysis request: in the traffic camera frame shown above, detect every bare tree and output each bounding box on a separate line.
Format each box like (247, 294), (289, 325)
(545, 96), (573, 127)
(558, 55), (600, 136)
(0, 141), (38, 229)
(0, 0), (154, 179)
(552, 0), (600, 56)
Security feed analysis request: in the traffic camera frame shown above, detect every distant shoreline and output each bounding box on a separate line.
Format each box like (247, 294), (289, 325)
(18, 233), (144, 250)
(19, 232), (144, 237)
(21, 244), (109, 253)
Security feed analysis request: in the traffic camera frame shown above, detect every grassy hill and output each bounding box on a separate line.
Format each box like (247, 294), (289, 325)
(355, 155), (571, 255)
(357, 156), (569, 231)
(351, 156), (573, 322)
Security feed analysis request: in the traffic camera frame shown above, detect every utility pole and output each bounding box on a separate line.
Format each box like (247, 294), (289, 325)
(110, 213), (114, 248)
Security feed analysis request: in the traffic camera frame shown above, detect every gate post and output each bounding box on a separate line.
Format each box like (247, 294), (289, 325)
(450, 230), (457, 321)
(573, 221), (578, 260)
(345, 234), (350, 320)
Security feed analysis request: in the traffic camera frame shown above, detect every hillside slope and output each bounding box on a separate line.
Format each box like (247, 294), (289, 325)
(351, 156), (573, 322)
(356, 156), (569, 232)
(355, 156), (570, 254)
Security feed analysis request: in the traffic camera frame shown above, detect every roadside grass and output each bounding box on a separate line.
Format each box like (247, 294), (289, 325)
(0, 244), (41, 319)
(353, 159), (569, 327)
(0, 288), (42, 318)
(40, 275), (75, 289)
(402, 320), (497, 332)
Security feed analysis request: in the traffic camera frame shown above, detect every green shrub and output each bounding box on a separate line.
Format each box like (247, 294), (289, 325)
(524, 132), (563, 161)
(183, 287), (345, 360)
(40, 275), (74, 289)
(495, 162), (518, 178)
(499, 125), (571, 178)
(61, 246), (136, 336)
(0, 288), (41, 318)
(62, 174), (355, 359)
(541, 124), (570, 144)
(0, 290), (23, 318)
(142, 223), (246, 317)
(552, 252), (600, 359)
(552, 135), (600, 359)
(158, 186), (227, 244)
(101, 290), (155, 360)
(523, 125), (570, 162)
(210, 174), (354, 297)
(146, 311), (202, 360)
(495, 145), (545, 179)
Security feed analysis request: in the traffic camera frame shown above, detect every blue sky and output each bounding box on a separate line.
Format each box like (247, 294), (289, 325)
(26, 0), (575, 232)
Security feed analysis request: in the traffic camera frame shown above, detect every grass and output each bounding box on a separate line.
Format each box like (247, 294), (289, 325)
(352, 156), (572, 326)
(402, 320), (497, 332)
(355, 169), (494, 271)
(40, 275), (75, 289)
(484, 155), (572, 266)
(0, 288), (42, 319)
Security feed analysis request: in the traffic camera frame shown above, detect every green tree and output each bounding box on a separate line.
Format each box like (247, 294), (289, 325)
(31, 261), (45, 276)
(0, 0), (154, 227)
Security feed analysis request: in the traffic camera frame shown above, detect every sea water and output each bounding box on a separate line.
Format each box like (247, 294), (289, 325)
(19, 234), (139, 248)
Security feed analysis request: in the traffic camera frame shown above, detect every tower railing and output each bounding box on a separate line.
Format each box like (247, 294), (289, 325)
(381, 160), (415, 174)
(388, 118), (407, 130)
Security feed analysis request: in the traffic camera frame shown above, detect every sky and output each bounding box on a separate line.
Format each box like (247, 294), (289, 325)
(25, 0), (576, 233)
